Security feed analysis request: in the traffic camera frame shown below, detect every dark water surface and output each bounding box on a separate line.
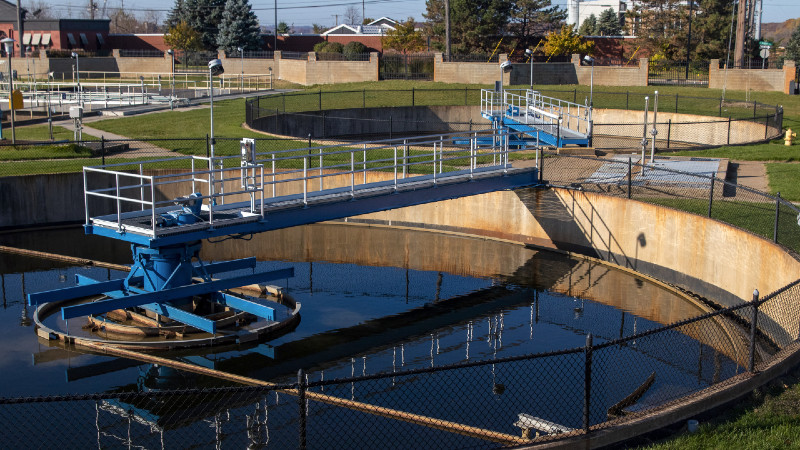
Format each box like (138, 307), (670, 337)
(0, 224), (738, 404)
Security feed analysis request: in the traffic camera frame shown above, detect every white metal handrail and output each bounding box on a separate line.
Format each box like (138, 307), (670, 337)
(83, 130), (538, 237)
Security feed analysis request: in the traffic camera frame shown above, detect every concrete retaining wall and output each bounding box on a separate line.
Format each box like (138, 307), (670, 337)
(351, 188), (800, 309)
(4, 170), (796, 311)
(253, 104), (772, 146)
(593, 108), (774, 146)
(254, 105), (491, 138)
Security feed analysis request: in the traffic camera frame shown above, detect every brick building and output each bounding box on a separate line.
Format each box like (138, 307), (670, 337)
(0, 0), (110, 55)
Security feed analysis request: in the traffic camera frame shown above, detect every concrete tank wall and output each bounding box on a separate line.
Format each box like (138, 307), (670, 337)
(350, 188), (800, 308)
(3, 172), (797, 319)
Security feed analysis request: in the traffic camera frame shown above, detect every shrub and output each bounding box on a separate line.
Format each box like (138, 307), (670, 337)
(314, 41), (343, 53)
(343, 41), (368, 59)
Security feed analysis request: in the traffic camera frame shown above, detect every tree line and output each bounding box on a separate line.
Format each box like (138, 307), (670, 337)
(159, 0), (800, 64)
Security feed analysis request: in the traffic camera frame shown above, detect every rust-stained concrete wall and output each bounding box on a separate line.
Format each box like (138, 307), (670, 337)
(709, 58), (797, 94)
(351, 188), (800, 309)
(3, 172), (797, 314)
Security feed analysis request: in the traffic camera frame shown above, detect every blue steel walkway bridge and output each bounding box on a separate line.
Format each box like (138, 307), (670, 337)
(481, 89), (592, 148)
(29, 129), (541, 338)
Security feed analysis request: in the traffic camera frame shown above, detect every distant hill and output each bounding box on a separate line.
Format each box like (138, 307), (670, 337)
(762, 18), (799, 46)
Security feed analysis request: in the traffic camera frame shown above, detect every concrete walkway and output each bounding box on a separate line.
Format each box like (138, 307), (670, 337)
(56, 120), (176, 158)
(728, 160), (769, 193)
(51, 89), (296, 159)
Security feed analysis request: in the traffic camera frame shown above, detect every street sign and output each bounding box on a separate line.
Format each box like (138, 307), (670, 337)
(759, 41), (772, 47)
(760, 48), (770, 59)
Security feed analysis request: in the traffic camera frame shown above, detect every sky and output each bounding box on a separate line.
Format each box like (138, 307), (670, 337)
(44, 0), (800, 31)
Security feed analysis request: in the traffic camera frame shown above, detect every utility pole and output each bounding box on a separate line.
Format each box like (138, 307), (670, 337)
(734, 0), (747, 67)
(89, 0), (95, 19)
(685, 0), (694, 79)
(362, 0), (365, 24)
(16, 0), (24, 57)
(734, 0), (758, 68)
(445, 0), (451, 58)
(274, 0), (278, 51)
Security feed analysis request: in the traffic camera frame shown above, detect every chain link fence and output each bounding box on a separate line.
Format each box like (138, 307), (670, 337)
(245, 89), (783, 148)
(2, 153), (800, 448)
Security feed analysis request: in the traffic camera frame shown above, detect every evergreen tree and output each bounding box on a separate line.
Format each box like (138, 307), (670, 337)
(165, 0), (187, 29)
(276, 21), (291, 34)
(166, 0), (226, 51)
(627, 0), (683, 59)
(424, 0), (512, 53)
(578, 14), (597, 36)
(596, 8), (621, 36)
(691, 0), (733, 60)
(787, 22), (800, 62)
(509, 0), (566, 42)
(216, 0), (261, 52)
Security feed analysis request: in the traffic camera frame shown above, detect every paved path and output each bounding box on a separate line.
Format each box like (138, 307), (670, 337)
(52, 89), (296, 159)
(55, 120), (176, 158)
(728, 160), (769, 192)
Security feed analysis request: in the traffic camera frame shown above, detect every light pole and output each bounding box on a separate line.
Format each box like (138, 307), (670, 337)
(525, 48), (533, 91)
(167, 49), (175, 110)
(71, 52), (80, 107)
(208, 58), (224, 159)
(238, 46), (244, 93)
(583, 55), (594, 108)
(47, 71), (54, 140)
(2, 37), (16, 144)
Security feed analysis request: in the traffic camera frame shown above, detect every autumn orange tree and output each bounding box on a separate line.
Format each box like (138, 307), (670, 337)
(543, 24), (594, 56)
(164, 21), (202, 55)
(382, 18), (425, 54)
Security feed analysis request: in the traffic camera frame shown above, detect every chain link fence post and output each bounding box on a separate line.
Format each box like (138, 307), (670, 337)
(749, 290), (759, 373)
(707, 177), (715, 218)
(583, 333), (593, 434)
(298, 368), (307, 449)
(774, 192), (781, 243)
(101, 136), (105, 166)
(627, 157), (632, 199)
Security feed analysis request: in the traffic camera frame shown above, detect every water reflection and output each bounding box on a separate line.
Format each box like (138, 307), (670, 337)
(0, 224), (734, 394)
(0, 224), (748, 448)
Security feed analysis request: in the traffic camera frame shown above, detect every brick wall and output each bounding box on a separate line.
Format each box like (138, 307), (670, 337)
(572, 54), (649, 87)
(709, 58), (797, 94)
(433, 53), (510, 84)
(277, 52), (379, 86)
(434, 53), (648, 87)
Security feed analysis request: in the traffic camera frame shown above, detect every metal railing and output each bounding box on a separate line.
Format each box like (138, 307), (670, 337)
(480, 89), (591, 138)
(118, 49), (165, 58)
(82, 130), (531, 238)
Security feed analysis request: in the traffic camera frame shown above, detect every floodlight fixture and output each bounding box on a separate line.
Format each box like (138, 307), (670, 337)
(208, 58), (224, 76)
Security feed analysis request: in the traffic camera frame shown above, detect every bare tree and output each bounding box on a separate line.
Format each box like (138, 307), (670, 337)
(27, 0), (54, 19)
(343, 5), (361, 25)
(142, 10), (163, 33)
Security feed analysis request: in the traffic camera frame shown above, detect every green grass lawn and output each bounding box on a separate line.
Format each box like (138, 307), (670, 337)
(11, 125), (76, 142)
(642, 374), (800, 449)
(664, 139), (800, 162)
